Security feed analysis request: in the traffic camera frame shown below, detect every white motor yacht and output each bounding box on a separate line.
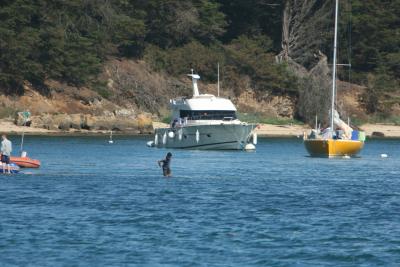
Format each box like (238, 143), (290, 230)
(150, 71), (257, 150)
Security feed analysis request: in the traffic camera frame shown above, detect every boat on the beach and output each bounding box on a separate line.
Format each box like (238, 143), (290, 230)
(303, 0), (365, 157)
(0, 163), (20, 174)
(148, 70), (257, 150)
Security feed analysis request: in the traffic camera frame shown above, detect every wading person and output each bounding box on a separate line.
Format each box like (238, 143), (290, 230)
(158, 152), (172, 177)
(1, 134), (12, 174)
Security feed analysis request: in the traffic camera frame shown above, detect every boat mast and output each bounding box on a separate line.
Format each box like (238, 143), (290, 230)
(330, 0), (339, 137)
(217, 62), (220, 97)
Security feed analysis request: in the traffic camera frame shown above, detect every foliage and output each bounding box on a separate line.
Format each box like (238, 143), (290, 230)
(0, 0), (398, 121)
(145, 35), (298, 95)
(145, 41), (225, 81)
(364, 67), (400, 114)
(0, 0), (145, 92)
(91, 80), (111, 99)
(224, 35), (298, 94)
(142, 0), (226, 48)
(351, 0), (400, 79)
(217, 0), (283, 51)
(237, 112), (304, 125)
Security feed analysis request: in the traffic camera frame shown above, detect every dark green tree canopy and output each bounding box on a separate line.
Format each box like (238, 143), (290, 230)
(0, 0), (398, 98)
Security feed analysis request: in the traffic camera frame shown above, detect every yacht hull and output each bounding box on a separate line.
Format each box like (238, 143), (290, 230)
(304, 139), (364, 157)
(154, 124), (255, 150)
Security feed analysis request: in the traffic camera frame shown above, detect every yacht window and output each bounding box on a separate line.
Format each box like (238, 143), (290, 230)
(179, 110), (236, 120)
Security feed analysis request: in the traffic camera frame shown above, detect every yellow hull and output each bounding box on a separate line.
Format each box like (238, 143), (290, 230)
(304, 139), (364, 157)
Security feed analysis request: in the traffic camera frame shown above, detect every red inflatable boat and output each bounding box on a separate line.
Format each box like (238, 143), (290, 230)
(10, 156), (41, 168)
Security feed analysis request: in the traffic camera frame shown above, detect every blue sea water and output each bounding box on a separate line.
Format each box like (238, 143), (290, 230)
(0, 136), (399, 266)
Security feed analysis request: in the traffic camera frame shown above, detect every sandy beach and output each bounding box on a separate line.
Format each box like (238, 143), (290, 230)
(255, 124), (310, 137)
(256, 123), (400, 138)
(2, 119), (400, 138)
(358, 124), (400, 138)
(0, 120), (56, 135)
(0, 119), (112, 136)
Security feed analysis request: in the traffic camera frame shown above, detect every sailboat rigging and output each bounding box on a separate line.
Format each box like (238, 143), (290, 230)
(303, 0), (365, 157)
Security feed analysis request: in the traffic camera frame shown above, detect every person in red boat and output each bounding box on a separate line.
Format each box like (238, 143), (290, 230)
(1, 134), (12, 174)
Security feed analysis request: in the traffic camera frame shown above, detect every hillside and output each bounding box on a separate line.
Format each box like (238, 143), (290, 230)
(0, 0), (399, 131)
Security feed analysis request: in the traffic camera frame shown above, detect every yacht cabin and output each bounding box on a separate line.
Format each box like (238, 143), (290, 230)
(169, 73), (238, 126)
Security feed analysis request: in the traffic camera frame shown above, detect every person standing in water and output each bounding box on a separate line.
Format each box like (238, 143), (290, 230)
(158, 152), (172, 177)
(1, 134), (12, 174)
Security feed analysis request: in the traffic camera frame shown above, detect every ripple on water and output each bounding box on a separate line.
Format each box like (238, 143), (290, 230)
(0, 136), (399, 266)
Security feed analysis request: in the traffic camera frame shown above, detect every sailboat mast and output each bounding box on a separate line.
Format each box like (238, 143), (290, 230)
(217, 62), (220, 97)
(330, 0), (339, 136)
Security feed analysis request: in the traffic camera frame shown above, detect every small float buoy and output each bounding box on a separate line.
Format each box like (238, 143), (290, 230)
(147, 141), (155, 147)
(168, 131), (175, 138)
(343, 155), (350, 159)
(245, 143), (256, 151)
(381, 153), (388, 158)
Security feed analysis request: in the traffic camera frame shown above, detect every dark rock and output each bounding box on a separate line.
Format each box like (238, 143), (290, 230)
(58, 121), (71, 130)
(372, 131), (385, 137)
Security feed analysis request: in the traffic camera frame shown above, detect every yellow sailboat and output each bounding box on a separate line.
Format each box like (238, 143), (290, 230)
(304, 0), (365, 158)
(304, 132), (365, 158)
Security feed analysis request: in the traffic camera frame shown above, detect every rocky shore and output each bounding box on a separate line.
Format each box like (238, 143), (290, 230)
(20, 112), (152, 134)
(4, 109), (153, 135)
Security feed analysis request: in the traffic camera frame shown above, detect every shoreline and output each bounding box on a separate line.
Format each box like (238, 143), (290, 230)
(0, 120), (152, 137)
(1, 120), (400, 138)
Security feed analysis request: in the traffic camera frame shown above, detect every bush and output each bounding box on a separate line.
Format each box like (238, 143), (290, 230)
(224, 35), (299, 95)
(145, 36), (299, 97)
(92, 81), (111, 99)
(145, 41), (225, 82)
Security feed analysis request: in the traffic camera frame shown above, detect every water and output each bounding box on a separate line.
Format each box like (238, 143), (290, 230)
(1, 136), (400, 266)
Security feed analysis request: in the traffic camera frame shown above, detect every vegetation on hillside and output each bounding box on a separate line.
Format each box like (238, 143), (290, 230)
(0, 0), (399, 121)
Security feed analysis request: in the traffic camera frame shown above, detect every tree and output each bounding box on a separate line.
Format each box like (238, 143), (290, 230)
(217, 0), (283, 51)
(279, 0), (334, 68)
(143, 0), (226, 48)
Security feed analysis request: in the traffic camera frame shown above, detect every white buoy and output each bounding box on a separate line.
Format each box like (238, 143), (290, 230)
(168, 131), (175, 138)
(108, 130), (114, 144)
(178, 128), (183, 141)
(196, 130), (200, 143)
(146, 141), (154, 147)
(162, 132), (167, 144)
(252, 132), (258, 145)
(381, 154), (388, 158)
(154, 134), (158, 145)
(343, 155), (350, 159)
(245, 143), (256, 150)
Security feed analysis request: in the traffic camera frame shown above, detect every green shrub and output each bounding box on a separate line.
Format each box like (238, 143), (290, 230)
(92, 81), (111, 99)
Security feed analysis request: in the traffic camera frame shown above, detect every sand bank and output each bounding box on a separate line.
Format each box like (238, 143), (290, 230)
(359, 124), (400, 138)
(255, 124), (309, 137)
